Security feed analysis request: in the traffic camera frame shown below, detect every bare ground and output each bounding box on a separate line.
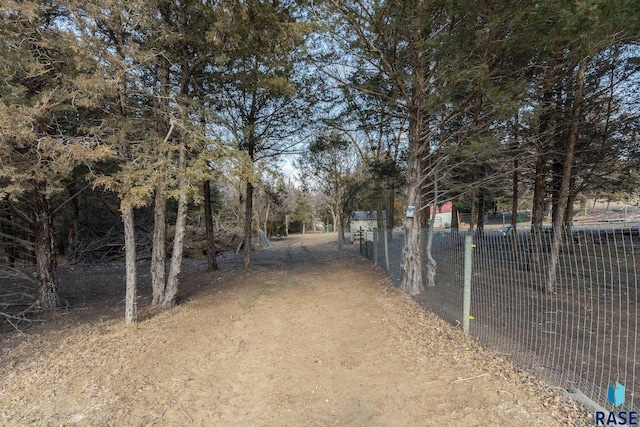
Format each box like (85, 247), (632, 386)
(0, 233), (589, 426)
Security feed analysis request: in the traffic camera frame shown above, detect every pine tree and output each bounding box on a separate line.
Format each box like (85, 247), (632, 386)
(299, 132), (358, 247)
(0, 1), (111, 309)
(206, 0), (314, 269)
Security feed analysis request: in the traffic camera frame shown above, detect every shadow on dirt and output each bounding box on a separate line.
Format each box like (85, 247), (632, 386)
(1, 234), (343, 336)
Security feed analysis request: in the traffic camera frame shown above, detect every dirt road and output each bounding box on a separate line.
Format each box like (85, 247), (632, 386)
(0, 233), (587, 426)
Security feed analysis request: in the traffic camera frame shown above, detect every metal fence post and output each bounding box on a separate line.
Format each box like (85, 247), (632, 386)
(359, 227), (363, 255)
(463, 234), (473, 334)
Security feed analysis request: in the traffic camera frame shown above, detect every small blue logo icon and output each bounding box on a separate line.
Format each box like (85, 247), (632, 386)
(608, 382), (625, 407)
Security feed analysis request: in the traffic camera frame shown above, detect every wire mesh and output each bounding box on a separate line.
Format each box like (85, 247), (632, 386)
(357, 224), (639, 412)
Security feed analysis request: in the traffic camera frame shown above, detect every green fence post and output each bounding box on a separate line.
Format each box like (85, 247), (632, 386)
(463, 234), (473, 334)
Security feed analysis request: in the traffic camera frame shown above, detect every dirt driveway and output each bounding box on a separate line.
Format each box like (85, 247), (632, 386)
(0, 233), (587, 426)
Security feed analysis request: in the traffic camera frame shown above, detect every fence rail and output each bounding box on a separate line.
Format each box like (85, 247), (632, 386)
(359, 224), (639, 412)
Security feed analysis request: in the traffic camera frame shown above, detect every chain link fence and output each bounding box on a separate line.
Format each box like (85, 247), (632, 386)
(358, 224), (639, 412)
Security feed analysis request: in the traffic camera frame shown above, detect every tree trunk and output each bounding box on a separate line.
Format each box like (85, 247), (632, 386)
(468, 187), (477, 234)
(165, 137), (189, 307)
(476, 187), (485, 237)
(33, 185), (59, 310)
(330, 204), (338, 232)
(424, 165), (442, 288)
(1, 202), (17, 268)
(511, 158), (519, 229)
(151, 187), (167, 308)
(377, 181), (384, 230)
(264, 202), (270, 237)
(387, 184), (395, 241)
(149, 40), (172, 307)
(400, 37), (429, 295)
(531, 153), (548, 226)
(285, 215), (289, 236)
(563, 175), (577, 225)
(66, 181), (80, 260)
(401, 165), (423, 295)
(550, 159), (563, 224)
(451, 201), (459, 230)
(510, 157), (521, 265)
(424, 205), (437, 288)
(203, 180), (218, 271)
(546, 58), (587, 294)
(337, 209), (344, 250)
(531, 87), (555, 285)
(243, 181), (254, 269)
(122, 205), (137, 325)
(580, 197), (587, 216)
(400, 105), (424, 296)
(531, 88), (553, 227)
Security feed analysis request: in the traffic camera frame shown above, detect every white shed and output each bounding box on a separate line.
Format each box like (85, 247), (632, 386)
(349, 210), (386, 243)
